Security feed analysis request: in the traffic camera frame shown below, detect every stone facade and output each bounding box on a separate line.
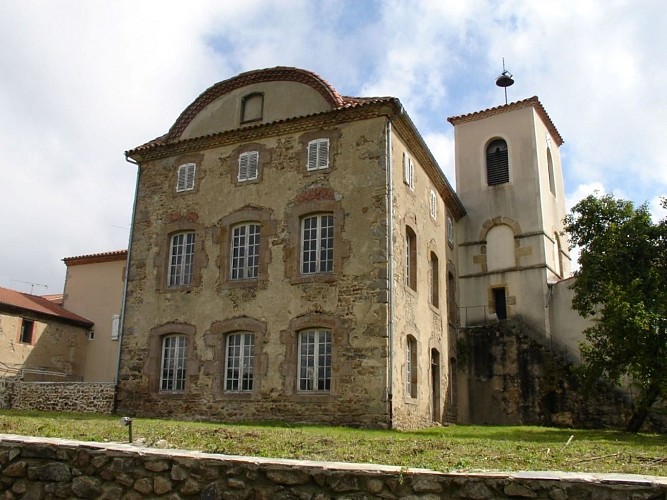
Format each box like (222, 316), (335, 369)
(2, 382), (115, 414)
(118, 67), (465, 429)
(0, 435), (665, 500)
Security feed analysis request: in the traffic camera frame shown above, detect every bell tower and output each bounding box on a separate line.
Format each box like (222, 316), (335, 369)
(448, 95), (571, 335)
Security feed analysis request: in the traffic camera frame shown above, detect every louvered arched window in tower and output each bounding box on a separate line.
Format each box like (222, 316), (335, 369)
(486, 139), (509, 186)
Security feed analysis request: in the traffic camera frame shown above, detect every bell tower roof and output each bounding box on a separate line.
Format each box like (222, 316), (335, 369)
(447, 96), (564, 146)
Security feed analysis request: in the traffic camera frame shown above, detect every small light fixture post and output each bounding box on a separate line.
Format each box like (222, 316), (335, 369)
(120, 416), (133, 443)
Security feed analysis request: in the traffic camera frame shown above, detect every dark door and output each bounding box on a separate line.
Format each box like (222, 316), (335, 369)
(493, 288), (507, 320)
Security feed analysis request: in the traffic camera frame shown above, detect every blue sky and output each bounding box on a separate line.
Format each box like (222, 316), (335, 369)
(1, 0), (665, 294)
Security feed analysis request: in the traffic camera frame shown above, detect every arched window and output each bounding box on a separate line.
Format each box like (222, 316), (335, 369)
(547, 148), (556, 196)
(430, 252), (439, 308)
(486, 139), (509, 186)
(486, 224), (515, 271)
(224, 332), (255, 392)
(406, 226), (417, 291)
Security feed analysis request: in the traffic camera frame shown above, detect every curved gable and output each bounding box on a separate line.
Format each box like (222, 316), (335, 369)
(168, 67), (345, 141)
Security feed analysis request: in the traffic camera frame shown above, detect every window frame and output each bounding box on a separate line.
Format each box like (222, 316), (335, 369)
(176, 163), (196, 192)
(167, 231), (196, 288)
(224, 332), (255, 393)
(403, 153), (415, 190)
(240, 92), (264, 124)
(160, 334), (187, 393)
(429, 190), (438, 220)
(297, 328), (332, 392)
(230, 222), (260, 281)
(430, 252), (440, 309)
(306, 138), (330, 171)
(300, 213), (334, 275)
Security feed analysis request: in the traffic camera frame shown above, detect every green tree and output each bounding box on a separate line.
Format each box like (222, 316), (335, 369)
(564, 194), (666, 432)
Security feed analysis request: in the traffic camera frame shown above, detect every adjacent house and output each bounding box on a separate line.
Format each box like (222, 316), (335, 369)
(0, 286), (93, 381)
(62, 250), (127, 382)
(117, 66), (579, 429)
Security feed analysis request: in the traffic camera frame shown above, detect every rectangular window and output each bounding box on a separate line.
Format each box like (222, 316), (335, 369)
(19, 319), (34, 344)
(429, 190), (437, 220)
(431, 253), (440, 308)
(225, 333), (254, 392)
(238, 151), (259, 181)
(168, 232), (195, 287)
(306, 138), (330, 171)
(406, 227), (417, 290)
(176, 163), (196, 192)
(406, 336), (417, 398)
(160, 335), (187, 392)
(403, 153), (414, 189)
(447, 216), (455, 246)
(301, 214), (334, 274)
(298, 329), (331, 391)
(231, 223), (260, 280)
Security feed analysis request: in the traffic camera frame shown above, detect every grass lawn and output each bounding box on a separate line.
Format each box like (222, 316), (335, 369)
(0, 410), (665, 476)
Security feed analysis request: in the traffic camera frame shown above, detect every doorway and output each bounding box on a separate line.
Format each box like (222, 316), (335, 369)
(493, 287), (507, 320)
(431, 349), (441, 422)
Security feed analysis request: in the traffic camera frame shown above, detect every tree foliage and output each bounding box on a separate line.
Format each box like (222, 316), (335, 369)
(564, 194), (667, 432)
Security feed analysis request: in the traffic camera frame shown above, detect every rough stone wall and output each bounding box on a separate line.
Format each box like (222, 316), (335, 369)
(0, 435), (665, 500)
(118, 115), (392, 427)
(8, 382), (114, 414)
(455, 320), (667, 431)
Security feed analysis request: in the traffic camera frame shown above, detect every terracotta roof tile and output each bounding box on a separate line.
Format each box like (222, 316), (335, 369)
(41, 294), (64, 305)
(447, 96), (564, 146)
(0, 287), (93, 327)
(63, 250), (127, 266)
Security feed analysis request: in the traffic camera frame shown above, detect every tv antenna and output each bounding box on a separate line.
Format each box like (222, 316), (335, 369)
(495, 58), (514, 105)
(11, 279), (48, 295)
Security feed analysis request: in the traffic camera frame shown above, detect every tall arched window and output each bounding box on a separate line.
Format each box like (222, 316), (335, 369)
(486, 139), (509, 186)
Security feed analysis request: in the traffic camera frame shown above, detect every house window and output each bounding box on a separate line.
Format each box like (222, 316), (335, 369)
(160, 334), (187, 392)
(168, 232), (195, 287)
(429, 190), (437, 220)
(447, 216), (455, 247)
(406, 335), (417, 398)
(430, 252), (439, 308)
(403, 153), (414, 190)
(87, 330), (95, 341)
(298, 329), (331, 391)
(486, 139), (509, 186)
(231, 223), (260, 280)
(238, 151), (259, 182)
(306, 138), (330, 171)
(241, 92), (263, 123)
(225, 333), (254, 392)
(547, 148), (556, 196)
(19, 319), (34, 344)
(176, 163), (196, 192)
(301, 214), (334, 274)
(406, 226), (417, 291)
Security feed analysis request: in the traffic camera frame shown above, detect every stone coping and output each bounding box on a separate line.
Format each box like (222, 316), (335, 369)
(0, 433), (665, 487)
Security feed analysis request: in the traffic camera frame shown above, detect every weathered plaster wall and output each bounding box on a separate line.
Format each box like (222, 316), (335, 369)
(118, 116), (392, 427)
(1, 435), (665, 499)
(0, 312), (87, 380)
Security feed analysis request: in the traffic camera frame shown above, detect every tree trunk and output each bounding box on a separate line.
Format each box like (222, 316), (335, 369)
(626, 384), (660, 433)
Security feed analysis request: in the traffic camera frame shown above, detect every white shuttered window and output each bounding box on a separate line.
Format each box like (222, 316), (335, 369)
(306, 139), (330, 171)
(238, 151), (259, 181)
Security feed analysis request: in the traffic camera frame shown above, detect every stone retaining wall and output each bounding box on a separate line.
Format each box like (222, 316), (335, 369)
(0, 434), (665, 499)
(3, 382), (115, 414)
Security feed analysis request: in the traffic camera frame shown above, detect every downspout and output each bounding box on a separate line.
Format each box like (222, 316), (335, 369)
(385, 117), (396, 427)
(115, 153), (141, 391)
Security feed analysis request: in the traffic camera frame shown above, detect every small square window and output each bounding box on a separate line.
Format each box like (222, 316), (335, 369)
(307, 139), (329, 171)
(238, 151), (259, 182)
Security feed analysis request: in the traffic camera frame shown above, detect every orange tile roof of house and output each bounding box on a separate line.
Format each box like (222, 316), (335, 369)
(447, 96), (564, 146)
(0, 286), (93, 328)
(63, 249), (127, 266)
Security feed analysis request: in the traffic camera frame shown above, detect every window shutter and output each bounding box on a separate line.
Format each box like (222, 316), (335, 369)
(185, 164), (195, 190)
(317, 139), (329, 169)
(111, 314), (120, 340)
(248, 151), (259, 180)
(238, 153), (249, 181)
(486, 140), (509, 185)
(403, 153), (409, 184)
(307, 141), (318, 170)
(430, 190), (437, 219)
(176, 165), (187, 191)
